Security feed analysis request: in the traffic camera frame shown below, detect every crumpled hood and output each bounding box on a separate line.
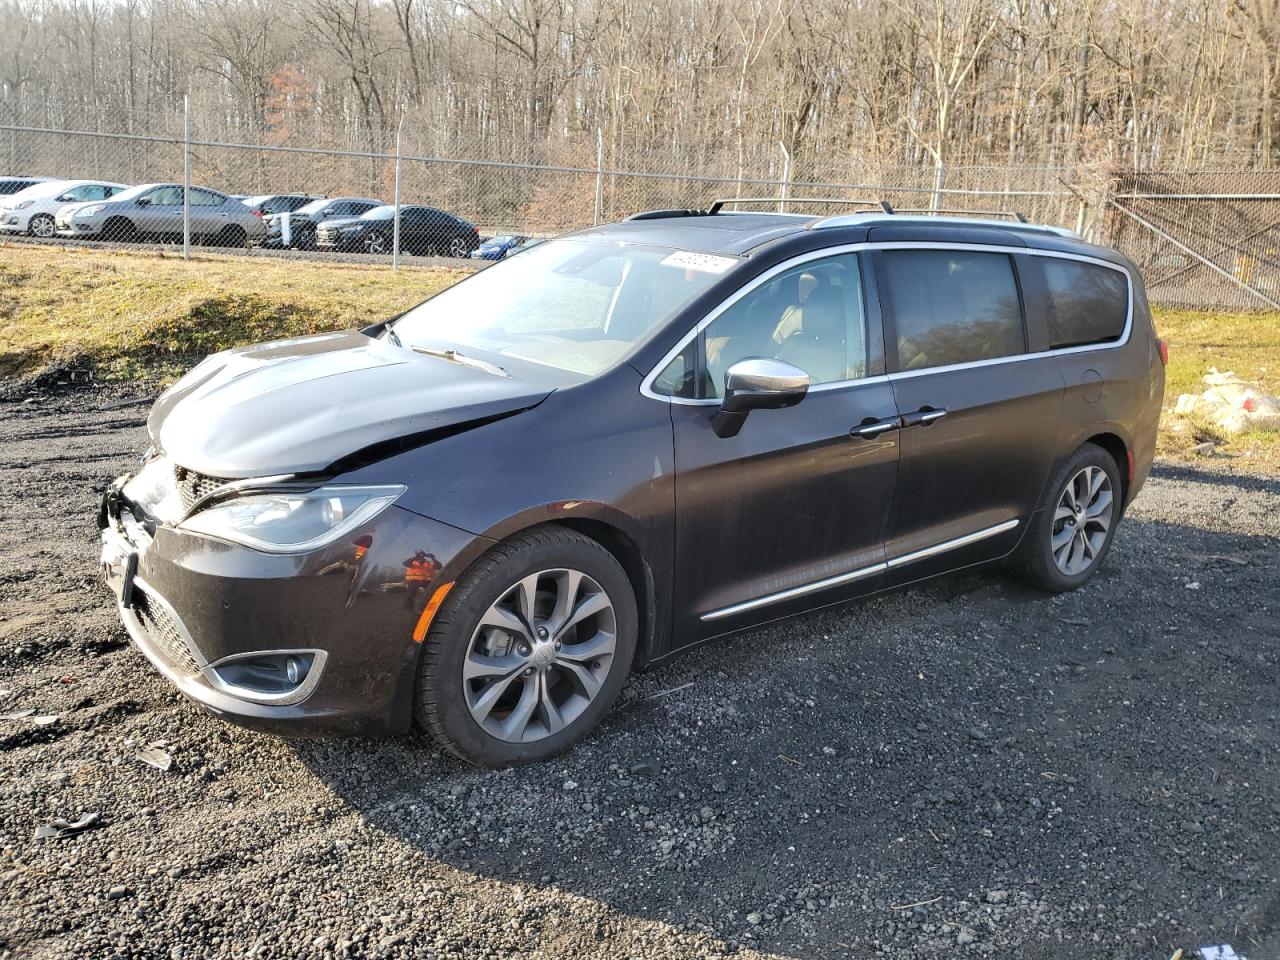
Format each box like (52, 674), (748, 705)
(149, 330), (553, 478)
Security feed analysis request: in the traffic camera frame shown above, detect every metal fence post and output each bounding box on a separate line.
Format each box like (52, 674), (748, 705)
(930, 161), (945, 212)
(594, 128), (604, 225)
(392, 114), (403, 270)
(779, 141), (791, 212)
(182, 95), (190, 261)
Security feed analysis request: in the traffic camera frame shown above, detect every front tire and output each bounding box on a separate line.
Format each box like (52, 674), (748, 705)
(415, 526), (637, 767)
(1018, 442), (1121, 592)
(28, 213), (56, 239)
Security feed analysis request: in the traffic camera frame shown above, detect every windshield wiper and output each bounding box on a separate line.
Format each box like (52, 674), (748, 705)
(411, 346), (509, 378)
(383, 325), (403, 348)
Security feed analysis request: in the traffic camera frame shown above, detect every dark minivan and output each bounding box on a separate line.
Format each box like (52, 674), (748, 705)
(99, 205), (1165, 766)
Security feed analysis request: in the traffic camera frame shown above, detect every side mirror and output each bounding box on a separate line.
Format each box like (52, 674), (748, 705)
(57, 194), (74, 202)
(136, 197), (150, 206)
(712, 358), (809, 438)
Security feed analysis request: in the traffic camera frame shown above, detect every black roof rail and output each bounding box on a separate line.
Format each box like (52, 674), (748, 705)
(891, 207), (1029, 223)
(625, 208), (716, 221)
(707, 197), (893, 215)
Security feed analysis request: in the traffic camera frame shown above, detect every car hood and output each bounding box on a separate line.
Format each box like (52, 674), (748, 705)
(148, 330), (553, 479)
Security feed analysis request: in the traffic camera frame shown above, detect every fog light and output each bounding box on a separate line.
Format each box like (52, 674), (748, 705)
(286, 655), (308, 685)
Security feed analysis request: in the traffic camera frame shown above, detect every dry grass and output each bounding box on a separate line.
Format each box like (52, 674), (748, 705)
(1152, 308), (1280, 472)
(0, 243), (464, 381)
(1, 244), (1277, 472)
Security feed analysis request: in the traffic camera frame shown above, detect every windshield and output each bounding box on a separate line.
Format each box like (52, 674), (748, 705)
(487, 235), (518, 244)
(296, 198), (330, 216)
(391, 239), (739, 377)
(362, 205), (395, 220)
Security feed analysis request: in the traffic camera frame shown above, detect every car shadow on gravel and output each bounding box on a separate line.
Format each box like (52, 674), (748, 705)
(291, 506), (1280, 960)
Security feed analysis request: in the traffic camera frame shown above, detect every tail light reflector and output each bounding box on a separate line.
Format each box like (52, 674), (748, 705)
(1156, 339), (1169, 366)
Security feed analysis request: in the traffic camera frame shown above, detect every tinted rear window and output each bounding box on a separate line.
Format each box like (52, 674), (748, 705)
(1041, 258), (1129, 348)
(880, 250), (1025, 371)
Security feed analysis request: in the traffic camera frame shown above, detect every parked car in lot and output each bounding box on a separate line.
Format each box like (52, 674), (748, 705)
(97, 204), (1165, 766)
(56, 183), (266, 246)
(260, 196), (382, 250)
(470, 234), (529, 260)
(0, 176), (54, 196)
(315, 204), (480, 257)
(0, 179), (127, 238)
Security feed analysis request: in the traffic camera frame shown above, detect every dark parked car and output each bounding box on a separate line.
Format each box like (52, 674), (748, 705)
(260, 196), (381, 250)
(98, 205), (1165, 766)
(315, 204), (479, 257)
(0, 176), (54, 195)
(470, 234), (528, 260)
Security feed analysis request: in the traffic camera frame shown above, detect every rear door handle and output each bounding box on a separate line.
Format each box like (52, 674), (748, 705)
(901, 407), (948, 428)
(853, 416), (901, 439)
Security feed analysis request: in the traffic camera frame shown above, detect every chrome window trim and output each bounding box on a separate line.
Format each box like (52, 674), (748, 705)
(639, 241), (1135, 404)
(699, 517), (1019, 622)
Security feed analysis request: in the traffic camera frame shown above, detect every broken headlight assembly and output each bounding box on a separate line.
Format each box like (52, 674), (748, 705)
(179, 485), (404, 553)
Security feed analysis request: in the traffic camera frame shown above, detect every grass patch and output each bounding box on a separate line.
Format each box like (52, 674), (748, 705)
(1152, 308), (1280, 472)
(0, 243), (464, 381)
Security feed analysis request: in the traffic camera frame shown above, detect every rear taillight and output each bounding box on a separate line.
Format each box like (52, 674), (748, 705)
(1156, 338), (1168, 366)
(252, 210), (264, 219)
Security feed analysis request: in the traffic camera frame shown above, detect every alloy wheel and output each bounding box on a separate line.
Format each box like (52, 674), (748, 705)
(448, 237), (467, 257)
(367, 234), (388, 255)
(462, 568), (617, 743)
(1051, 465), (1113, 576)
(29, 214), (55, 238)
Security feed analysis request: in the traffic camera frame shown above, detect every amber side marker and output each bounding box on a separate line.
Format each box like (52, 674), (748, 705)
(412, 581), (455, 642)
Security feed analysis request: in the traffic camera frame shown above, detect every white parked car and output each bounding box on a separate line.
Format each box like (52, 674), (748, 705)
(0, 179), (128, 238)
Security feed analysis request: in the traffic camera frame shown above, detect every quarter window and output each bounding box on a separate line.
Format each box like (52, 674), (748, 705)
(700, 255), (867, 399)
(1041, 258), (1129, 348)
(881, 250), (1025, 371)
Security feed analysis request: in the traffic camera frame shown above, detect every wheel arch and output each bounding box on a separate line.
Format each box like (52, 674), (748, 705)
(1083, 430), (1132, 507)
(470, 505), (658, 671)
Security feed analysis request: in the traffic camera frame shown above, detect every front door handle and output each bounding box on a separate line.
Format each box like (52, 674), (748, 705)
(853, 416), (901, 439)
(901, 407), (948, 428)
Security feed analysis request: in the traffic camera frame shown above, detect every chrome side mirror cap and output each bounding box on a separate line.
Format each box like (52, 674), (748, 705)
(713, 357), (810, 438)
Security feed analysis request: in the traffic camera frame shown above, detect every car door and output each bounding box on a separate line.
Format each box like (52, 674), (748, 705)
(188, 188), (229, 236)
(871, 245), (1065, 584)
(135, 185), (183, 236)
(661, 251), (901, 636)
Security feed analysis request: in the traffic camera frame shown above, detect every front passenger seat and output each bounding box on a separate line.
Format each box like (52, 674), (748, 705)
(774, 286), (847, 384)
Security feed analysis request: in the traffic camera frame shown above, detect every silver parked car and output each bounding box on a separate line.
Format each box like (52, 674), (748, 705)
(55, 183), (266, 246)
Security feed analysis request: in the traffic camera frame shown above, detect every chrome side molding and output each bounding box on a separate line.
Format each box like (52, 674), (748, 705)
(700, 518), (1020, 622)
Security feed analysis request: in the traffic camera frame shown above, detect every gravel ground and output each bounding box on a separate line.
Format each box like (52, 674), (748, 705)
(1, 386), (1278, 960)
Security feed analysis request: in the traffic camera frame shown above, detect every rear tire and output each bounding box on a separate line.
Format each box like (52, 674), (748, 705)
(215, 224), (247, 248)
(28, 214), (55, 239)
(1017, 442), (1122, 592)
(448, 236), (468, 258)
(414, 526), (637, 767)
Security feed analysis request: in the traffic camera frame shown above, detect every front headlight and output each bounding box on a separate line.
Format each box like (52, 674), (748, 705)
(179, 485), (404, 553)
(79, 203), (108, 217)
(13, 200), (33, 210)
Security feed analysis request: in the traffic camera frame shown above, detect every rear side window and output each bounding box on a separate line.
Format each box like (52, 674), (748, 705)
(1041, 258), (1129, 348)
(881, 250), (1024, 371)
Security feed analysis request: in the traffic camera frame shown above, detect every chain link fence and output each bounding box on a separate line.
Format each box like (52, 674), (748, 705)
(2, 103), (1277, 311)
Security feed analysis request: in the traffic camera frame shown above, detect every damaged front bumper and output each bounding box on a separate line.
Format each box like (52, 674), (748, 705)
(98, 475), (492, 736)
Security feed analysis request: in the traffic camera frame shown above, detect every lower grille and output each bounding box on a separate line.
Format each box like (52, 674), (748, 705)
(174, 465), (230, 512)
(133, 589), (201, 675)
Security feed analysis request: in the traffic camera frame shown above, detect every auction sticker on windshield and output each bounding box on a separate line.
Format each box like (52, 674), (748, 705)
(659, 250), (739, 274)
